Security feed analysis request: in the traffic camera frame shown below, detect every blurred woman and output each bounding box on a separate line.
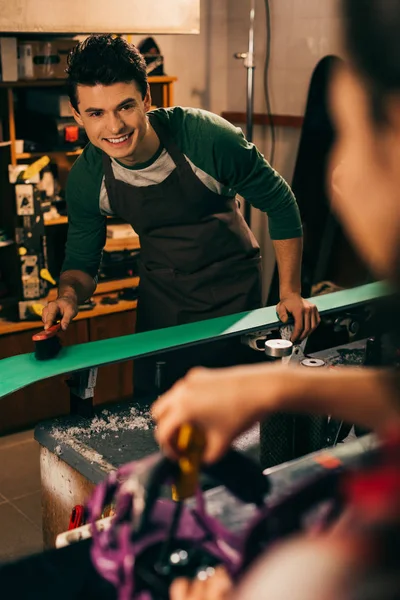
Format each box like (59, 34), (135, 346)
(154, 0), (400, 466)
(154, 0), (400, 598)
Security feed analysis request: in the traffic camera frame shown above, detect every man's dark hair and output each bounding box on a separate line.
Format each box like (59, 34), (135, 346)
(342, 0), (400, 124)
(66, 34), (148, 112)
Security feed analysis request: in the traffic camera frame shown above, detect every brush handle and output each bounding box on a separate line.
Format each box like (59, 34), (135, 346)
(32, 323), (61, 342)
(172, 424), (206, 501)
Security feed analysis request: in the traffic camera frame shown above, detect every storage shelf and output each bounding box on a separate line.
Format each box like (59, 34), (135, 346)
(148, 76), (177, 84)
(0, 75), (177, 88)
(46, 276), (139, 302)
(17, 149), (83, 160)
(94, 276), (140, 295)
(44, 215), (123, 227)
(44, 216), (68, 226)
(0, 79), (68, 88)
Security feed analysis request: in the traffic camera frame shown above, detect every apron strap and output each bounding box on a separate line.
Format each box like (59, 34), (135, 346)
(101, 151), (119, 209)
(101, 111), (188, 191)
(148, 112), (190, 171)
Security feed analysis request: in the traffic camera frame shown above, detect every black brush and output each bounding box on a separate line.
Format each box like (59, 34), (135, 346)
(32, 323), (62, 360)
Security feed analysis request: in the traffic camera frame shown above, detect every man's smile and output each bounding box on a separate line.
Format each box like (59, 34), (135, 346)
(103, 132), (133, 146)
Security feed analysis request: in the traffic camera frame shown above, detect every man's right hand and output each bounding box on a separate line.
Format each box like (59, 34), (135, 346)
(42, 296), (78, 331)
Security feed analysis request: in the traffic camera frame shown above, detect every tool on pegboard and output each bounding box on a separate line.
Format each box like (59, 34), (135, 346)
(17, 156), (51, 182)
(68, 505), (85, 530)
(12, 156), (57, 320)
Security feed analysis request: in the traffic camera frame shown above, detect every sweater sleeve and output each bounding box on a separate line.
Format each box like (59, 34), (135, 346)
(61, 149), (107, 279)
(168, 108), (303, 240)
(211, 115), (302, 240)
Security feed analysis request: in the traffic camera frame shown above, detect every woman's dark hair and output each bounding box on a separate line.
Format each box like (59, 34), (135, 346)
(342, 0), (400, 123)
(66, 34), (148, 112)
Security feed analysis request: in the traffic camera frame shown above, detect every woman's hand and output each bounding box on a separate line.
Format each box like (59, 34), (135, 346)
(152, 363), (284, 463)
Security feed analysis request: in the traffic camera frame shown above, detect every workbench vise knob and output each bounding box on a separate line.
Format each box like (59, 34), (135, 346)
(264, 339), (293, 359)
(241, 331), (269, 351)
(364, 336), (382, 367)
(333, 314), (360, 336)
(155, 361), (167, 396)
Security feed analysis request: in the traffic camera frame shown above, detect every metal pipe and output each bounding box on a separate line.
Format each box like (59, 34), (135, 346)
(234, 0), (256, 225)
(245, 0), (256, 144)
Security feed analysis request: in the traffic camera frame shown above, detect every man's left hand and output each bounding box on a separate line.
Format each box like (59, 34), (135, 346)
(276, 293), (320, 342)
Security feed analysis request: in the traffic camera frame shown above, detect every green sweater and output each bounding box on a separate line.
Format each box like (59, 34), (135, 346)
(62, 107), (302, 278)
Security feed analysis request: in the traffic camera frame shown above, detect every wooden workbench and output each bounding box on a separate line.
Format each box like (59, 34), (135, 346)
(34, 340), (370, 547)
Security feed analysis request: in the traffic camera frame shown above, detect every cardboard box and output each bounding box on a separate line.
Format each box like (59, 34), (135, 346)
(18, 39), (76, 80)
(0, 37), (18, 82)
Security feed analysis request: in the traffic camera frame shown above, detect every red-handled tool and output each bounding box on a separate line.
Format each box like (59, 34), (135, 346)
(32, 323), (62, 360)
(68, 505), (85, 530)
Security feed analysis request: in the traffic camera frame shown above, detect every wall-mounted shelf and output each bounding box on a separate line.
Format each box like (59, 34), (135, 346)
(44, 215), (130, 227)
(0, 79), (68, 89)
(0, 76), (177, 89)
(104, 236), (140, 253)
(46, 276), (139, 302)
(44, 216), (68, 226)
(17, 149), (83, 160)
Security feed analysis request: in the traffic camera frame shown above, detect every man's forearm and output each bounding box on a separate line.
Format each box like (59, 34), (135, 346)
(272, 237), (303, 297)
(242, 365), (400, 432)
(58, 270), (96, 305)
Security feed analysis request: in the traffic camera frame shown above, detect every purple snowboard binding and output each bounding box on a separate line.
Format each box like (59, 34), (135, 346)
(87, 446), (353, 599)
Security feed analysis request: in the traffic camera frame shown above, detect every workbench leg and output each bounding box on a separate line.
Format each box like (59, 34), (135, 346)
(39, 446), (95, 549)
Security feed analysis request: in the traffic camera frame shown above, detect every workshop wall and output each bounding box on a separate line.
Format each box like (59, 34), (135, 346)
(226, 0), (342, 296)
(226, 0), (342, 177)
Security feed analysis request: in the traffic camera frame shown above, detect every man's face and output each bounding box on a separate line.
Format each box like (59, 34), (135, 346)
(71, 81), (152, 165)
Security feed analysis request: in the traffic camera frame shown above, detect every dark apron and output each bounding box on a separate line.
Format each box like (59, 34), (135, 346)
(102, 113), (263, 398)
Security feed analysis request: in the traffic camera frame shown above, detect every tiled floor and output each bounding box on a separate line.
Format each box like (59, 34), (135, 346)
(0, 429), (43, 563)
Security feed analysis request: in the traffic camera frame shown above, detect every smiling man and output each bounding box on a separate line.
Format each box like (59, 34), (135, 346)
(42, 34), (319, 396)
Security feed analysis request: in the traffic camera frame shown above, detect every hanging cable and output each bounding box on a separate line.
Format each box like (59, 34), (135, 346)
(263, 0), (276, 166)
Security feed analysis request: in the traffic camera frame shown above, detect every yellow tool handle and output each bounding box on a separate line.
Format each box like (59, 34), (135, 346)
(21, 156), (50, 181)
(40, 268), (56, 286)
(28, 303), (45, 318)
(172, 424), (206, 501)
